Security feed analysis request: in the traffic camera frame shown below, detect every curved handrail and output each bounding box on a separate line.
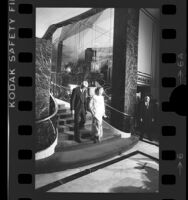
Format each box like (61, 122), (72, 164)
(51, 81), (130, 117)
(51, 82), (70, 90)
(103, 91), (111, 100)
(36, 93), (59, 124)
(105, 103), (130, 117)
(42, 8), (106, 40)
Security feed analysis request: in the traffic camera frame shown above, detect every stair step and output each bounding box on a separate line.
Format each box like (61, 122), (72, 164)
(66, 124), (74, 131)
(58, 120), (66, 126)
(58, 120), (92, 128)
(57, 109), (68, 114)
(58, 123), (90, 132)
(61, 130), (91, 140)
(58, 125), (70, 133)
(57, 133), (70, 140)
(57, 131), (75, 143)
(63, 130), (74, 136)
(58, 118), (74, 126)
(59, 117), (74, 122)
(58, 112), (92, 120)
(59, 112), (72, 119)
(58, 104), (66, 109)
(63, 127), (91, 136)
(58, 131), (114, 142)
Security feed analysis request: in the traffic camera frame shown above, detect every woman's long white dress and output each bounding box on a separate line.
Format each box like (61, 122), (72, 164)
(89, 95), (105, 139)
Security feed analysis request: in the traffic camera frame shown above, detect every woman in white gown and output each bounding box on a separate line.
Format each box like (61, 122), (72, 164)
(89, 87), (107, 143)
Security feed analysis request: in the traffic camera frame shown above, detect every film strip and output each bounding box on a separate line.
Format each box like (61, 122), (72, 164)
(8, 0), (186, 199)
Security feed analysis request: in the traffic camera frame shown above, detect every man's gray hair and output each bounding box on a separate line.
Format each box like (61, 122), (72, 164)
(82, 81), (88, 88)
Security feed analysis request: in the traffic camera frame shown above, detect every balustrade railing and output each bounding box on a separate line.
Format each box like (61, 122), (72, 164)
(50, 82), (71, 102)
(35, 93), (59, 152)
(51, 79), (132, 133)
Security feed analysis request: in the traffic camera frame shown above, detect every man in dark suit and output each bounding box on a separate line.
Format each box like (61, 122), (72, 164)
(70, 81), (88, 143)
(139, 95), (155, 140)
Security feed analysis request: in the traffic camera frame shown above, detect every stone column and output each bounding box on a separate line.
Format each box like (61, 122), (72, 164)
(57, 41), (63, 85)
(54, 40), (63, 96)
(35, 38), (57, 154)
(57, 40), (63, 73)
(111, 8), (139, 132)
(35, 38), (52, 120)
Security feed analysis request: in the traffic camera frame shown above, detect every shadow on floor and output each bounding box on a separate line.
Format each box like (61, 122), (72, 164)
(109, 165), (159, 193)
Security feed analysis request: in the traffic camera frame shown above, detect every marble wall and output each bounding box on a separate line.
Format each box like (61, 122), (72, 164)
(35, 38), (52, 120)
(35, 38), (57, 153)
(111, 8), (139, 132)
(124, 9), (139, 116)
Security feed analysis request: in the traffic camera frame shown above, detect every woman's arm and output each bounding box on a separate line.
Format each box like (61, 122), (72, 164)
(102, 97), (107, 118)
(89, 97), (95, 116)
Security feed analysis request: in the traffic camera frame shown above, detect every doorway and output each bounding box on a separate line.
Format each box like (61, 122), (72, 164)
(137, 85), (151, 100)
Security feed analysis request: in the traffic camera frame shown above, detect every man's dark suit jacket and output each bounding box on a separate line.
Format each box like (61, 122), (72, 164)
(70, 87), (87, 113)
(139, 101), (154, 128)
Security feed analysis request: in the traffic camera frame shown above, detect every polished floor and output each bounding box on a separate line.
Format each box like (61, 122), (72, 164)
(35, 140), (159, 193)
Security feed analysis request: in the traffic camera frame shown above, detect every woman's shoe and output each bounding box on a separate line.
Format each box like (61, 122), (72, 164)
(74, 137), (82, 143)
(96, 136), (100, 143)
(93, 136), (99, 143)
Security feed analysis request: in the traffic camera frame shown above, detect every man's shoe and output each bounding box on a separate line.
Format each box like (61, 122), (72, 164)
(75, 138), (82, 143)
(93, 136), (100, 143)
(79, 125), (85, 129)
(92, 136), (97, 143)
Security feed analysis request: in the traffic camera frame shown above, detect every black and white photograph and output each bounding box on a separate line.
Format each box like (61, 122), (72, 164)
(35, 7), (160, 193)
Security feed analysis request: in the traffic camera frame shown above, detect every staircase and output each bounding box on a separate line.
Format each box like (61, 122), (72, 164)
(55, 102), (92, 151)
(54, 99), (122, 151)
(57, 103), (74, 139)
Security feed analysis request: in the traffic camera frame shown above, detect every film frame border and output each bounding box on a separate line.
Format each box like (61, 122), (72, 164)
(8, 0), (186, 199)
